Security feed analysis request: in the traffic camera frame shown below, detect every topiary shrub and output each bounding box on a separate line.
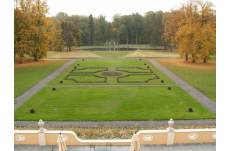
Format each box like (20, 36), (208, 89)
(52, 87), (56, 91)
(60, 81), (63, 83)
(139, 59), (141, 60)
(168, 87), (171, 90)
(144, 63), (146, 65)
(30, 109), (34, 113)
(188, 108), (193, 112)
(74, 67), (76, 69)
(161, 80), (164, 83)
(82, 59), (84, 61)
(78, 64), (80, 66)
(147, 66), (149, 68)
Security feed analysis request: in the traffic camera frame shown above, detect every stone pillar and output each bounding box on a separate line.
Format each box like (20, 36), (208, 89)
(166, 118), (175, 145)
(38, 119), (46, 146)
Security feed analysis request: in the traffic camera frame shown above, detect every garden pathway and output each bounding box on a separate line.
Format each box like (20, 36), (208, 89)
(148, 59), (216, 115)
(14, 119), (215, 127)
(14, 59), (77, 111)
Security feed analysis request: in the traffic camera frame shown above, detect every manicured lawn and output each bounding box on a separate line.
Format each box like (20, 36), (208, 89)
(156, 59), (216, 101)
(14, 86), (215, 121)
(14, 59), (69, 98)
(70, 59), (154, 67)
(48, 59), (175, 85)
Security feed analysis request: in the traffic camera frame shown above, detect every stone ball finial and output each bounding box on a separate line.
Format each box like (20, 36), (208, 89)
(38, 119), (46, 132)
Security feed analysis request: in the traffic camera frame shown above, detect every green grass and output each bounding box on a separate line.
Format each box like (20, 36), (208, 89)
(48, 59), (175, 85)
(14, 60), (69, 98)
(70, 59), (154, 67)
(14, 86), (215, 121)
(156, 59), (216, 101)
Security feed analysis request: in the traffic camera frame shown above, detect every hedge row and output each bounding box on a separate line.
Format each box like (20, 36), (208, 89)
(117, 74), (159, 83)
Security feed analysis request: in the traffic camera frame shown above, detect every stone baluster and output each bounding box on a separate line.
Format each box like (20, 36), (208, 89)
(167, 118), (175, 145)
(38, 119), (46, 146)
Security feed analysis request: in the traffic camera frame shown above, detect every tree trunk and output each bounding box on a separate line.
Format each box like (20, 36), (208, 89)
(186, 54), (188, 61)
(127, 32), (128, 45)
(136, 30), (137, 45)
(170, 45), (172, 52)
(192, 54), (196, 63)
(204, 59), (206, 63)
(34, 54), (38, 61)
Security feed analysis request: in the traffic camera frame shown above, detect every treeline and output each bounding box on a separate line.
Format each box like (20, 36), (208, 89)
(14, 0), (216, 62)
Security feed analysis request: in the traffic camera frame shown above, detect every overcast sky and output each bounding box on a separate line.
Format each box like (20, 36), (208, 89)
(46, 0), (216, 22)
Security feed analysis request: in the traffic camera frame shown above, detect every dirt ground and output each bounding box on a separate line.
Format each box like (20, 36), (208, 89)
(14, 58), (66, 68)
(157, 59), (216, 70)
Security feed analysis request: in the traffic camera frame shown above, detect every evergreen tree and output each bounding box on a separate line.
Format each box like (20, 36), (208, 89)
(88, 14), (94, 45)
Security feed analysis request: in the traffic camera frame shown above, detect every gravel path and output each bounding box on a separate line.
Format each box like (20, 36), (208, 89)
(148, 59), (216, 115)
(14, 59), (77, 111)
(14, 119), (215, 128)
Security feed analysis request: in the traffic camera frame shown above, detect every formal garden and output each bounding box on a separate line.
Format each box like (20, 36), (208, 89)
(48, 59), (174, 85)
(14, 59), (215, 121)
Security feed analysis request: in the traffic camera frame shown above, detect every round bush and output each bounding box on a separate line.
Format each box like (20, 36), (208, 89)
(139, 59), (141, 60)
(52, 87), (56, 91)
(82, 59), (84, 61)
(30, 109), (34, 113)
(147, 66), (149, 68)
(78, 64), (80, 66)
(60, 81), (63, 83)
(144, 63), (146, 65)
(168, 87), (171, 90)
(161, 80), (164, 83)
(74, 67), (76, 69)
(188, 108), (193, 112)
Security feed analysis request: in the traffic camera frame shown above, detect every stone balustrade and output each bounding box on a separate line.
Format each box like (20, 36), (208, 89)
(14, 119), (216, 146)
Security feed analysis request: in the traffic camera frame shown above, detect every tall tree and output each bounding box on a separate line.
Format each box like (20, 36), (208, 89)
(121, 15), (132, 45)
(80, 16), (90, 45)
(107, 22), (112, 42)
(30, 0), (50, 60)
(14, 8), (24, 59)
(61, 21), (81, 51)
(143, 11), (156, 45)
(163, 9), (183, 51)
(175, 1), (199, 61)
(132, 13), (143, 45)
(88, 14), (94, 45)
(95, 15), (107, 45)
(47, 18), (64, 51)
